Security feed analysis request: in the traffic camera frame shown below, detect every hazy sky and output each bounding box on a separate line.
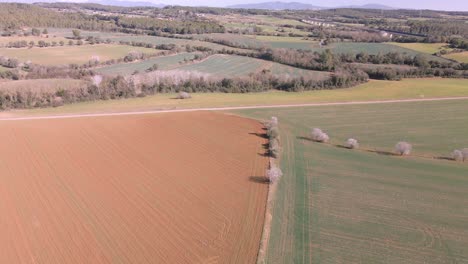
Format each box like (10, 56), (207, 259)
(150, 0), (468, 11)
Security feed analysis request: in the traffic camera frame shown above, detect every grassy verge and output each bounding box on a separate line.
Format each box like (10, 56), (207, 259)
(233, 99), (468, 263)
(4, 78), (468, 117)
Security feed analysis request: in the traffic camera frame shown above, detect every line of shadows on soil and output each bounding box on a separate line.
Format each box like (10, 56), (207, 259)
(296, 136), (458, 161)
(249, 176), (270, 184)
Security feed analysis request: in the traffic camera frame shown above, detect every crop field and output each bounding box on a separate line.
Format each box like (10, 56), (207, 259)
(171, 54), (331, 79)
(444, 51), (468, 63)
(0, 79), (87, 92)
(173, 54), (266, 77)
(268, 63), (330, 79)
(252, 36), (318, 50)
(0, 45), (156, 65)
(255, 15), (310, 27)
(0, 35), (69, 46)
(7, 78), (468, 117)
(309, 42), (449, 62)
(389, 42), (450, 54)
(234, 99), (468, 263)
(96, 53), (198, 76)
(0, 111), (268, 263)
(46, 29), (252, 53)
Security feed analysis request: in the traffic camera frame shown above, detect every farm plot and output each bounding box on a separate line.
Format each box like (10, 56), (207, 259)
(0, 45), (156, 65)
(252, 36), (318, 50)
(310, 42), (449, 62)
(173, 54), (267, 77)
(96, 53), (198, 76)
(0, 79), (87, 92)
(172, 54), (331, 79)
(0, 111), (268, 264)
(444, 51), (468, 63)
(389, 42), (451, 54)
(0, 35), (69, 47)
(268, 63), (330, 80)
(234, 99), (468, 264)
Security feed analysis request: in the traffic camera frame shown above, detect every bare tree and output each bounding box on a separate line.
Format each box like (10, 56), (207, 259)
(311, 128), (329, 143)
(395, 142), (412, 156)
(265, 116), (278, 130)
(270, 116), (278, 126)
(345, 138), (359, 149)
(452, 150), (463, 162)
(266, 167), (283, 183)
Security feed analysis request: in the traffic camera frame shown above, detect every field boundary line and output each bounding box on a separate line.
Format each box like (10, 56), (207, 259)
(2, 96), (468, 121)
(257, 158), (277, 264)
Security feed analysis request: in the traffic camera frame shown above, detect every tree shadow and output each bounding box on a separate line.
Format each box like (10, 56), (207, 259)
(366, 149), (398, 156)
(249, 176), (270, 184)
(249, 132), (268, 139)
(435, 156), (455, 161)
(335, 144), (350, 149)
(297, 136), (311, 141)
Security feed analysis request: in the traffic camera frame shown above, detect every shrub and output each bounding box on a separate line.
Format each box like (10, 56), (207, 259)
(266, 166), (282, 183)
(268, 126), (280, 139)
(462, 148), (468, 161)
(311, 128), (329, 143)
(52, 96), (63, 107)
(452, 150), (463, 162)
(395, 142), (412, 156)
(345, 138), (359, 149)
(177, 91), (191, 99)
(269, 138), (280, 158)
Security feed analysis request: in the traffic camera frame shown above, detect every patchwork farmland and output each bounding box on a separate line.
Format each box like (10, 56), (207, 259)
(0, 111), (268, 263)
(0, 3), (467, 263)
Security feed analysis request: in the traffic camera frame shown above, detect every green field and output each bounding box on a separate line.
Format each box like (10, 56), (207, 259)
(7, 78), (468, 116)
(0, 65), (9, 72)
(0, 35), (69, 46)
(0, 79), (87, 92)
(174, 54), (267, 77)
(96, 53), (197, 75)
(191, 34), (318, 50)
(310, 42), (448, 62)
(252, 36), (318, 50)
(170, 54), (330, 79)
(389, 42), (450, 54)
(234, 99), (468, 263)
(0, 44), (156, 65)
(444, 51), (468, 63)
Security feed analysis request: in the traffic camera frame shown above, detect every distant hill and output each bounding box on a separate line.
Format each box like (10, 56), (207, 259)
(87, 0), (165, 7)
(227, 1), (395, 10)
(338, 4), (395, 10)
(227, 1), (322, 10)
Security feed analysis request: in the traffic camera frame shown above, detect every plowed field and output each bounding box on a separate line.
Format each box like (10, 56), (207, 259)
(0, 111), (268, 263)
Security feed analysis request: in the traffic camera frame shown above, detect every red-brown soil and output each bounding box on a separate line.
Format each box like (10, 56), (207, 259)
(0, 111), (268, 263)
